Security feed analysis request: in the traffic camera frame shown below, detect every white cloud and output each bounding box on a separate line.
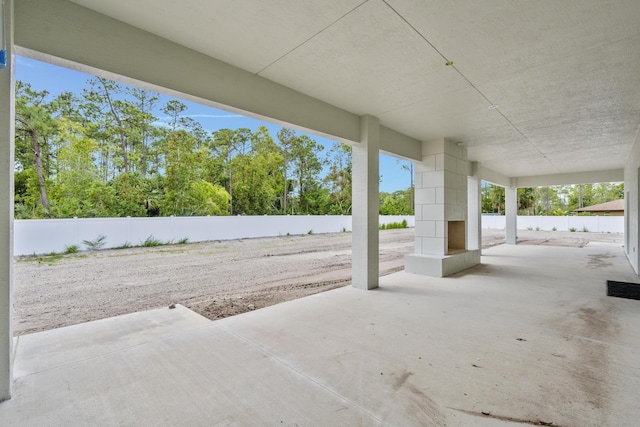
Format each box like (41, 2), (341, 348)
(156, 114), (244, 121)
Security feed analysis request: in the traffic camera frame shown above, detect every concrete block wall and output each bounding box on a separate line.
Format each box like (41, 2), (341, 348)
(414, 139), (468, 256)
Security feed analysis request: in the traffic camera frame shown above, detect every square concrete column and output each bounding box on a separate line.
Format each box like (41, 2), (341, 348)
(351, 115), (379, 290)
(405, 138), (480, 277)
(505, 185), (517, 245)
(0, 0), (15, 402)
(467, 162), (481, 252)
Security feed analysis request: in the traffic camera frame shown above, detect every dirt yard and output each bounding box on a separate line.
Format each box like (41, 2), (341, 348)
(13, 228), (624, 336)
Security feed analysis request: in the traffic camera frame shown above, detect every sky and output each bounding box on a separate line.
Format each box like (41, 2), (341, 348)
(16, 56), (413, 193)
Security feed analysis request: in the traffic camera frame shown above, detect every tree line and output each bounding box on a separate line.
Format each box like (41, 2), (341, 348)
(21, 76), (618, 221)
(482, 182), (624, 215)
(14, 78), (415, 219)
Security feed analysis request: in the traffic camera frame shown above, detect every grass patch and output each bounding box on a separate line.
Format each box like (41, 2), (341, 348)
(38, 252), (64, 266)
(569, 227), (577, 232)
(177, 237), (189, 245)
(64, 244), (79, 254)
(380, 219), (408, 230)
(142, 235), (164, 247)
(552, 226), (557, 231)
(114, 241), (133, 249)
(18, 250), (87, 264)
(307, 229), (313, 235)
(83, 235), (107, 251)
(582, 226), (589, 232)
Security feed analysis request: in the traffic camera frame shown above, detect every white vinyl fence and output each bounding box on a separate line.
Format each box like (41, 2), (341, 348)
(14, 214), (622, 256)
(482, 215), (624, 233)
(14, 215), (415, 256)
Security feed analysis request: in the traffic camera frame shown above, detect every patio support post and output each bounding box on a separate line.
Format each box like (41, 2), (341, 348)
(0, 0), (15, 402)
(505, 184), (517, 245)
(351, 115), (379, 290)
(467, 162), (481, 252)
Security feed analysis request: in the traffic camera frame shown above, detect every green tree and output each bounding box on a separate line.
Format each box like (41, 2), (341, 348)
(15, 81), (57, 216)
(182, 181), (230, 216)
(324, 143), (352, 214)
(379, 189), (412, 215)
(276, 128), (297, 214)
(162, 130), (229, 216)
(564, 182), (623, 212)
(15, 75), (447, 219)
(211, 128), (253, 215)
(537, 186), (565, 215)
(83, 78), (135, 175)
(161, 100), (188, 132)
(517, 187), (560, 215)
(481, 183), (505, 214)
(290, 134), (324, 214)
(398, 160), (415, 214)
(14, 168), (47, 219)
(129, 87), (161, 176)
(107, 173), (149, 217)
(232, 127), (282, 215)
(517, 187), (535, 215)
(50, 119), (113, 217)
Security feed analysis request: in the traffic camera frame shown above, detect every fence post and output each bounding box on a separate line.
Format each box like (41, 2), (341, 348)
(74, 217), (79, 246)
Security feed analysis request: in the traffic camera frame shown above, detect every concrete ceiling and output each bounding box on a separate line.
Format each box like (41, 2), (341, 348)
(69, 0), (640, 178)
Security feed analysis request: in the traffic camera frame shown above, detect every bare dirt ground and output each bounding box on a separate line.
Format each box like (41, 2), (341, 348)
(13, 228), (624, 336)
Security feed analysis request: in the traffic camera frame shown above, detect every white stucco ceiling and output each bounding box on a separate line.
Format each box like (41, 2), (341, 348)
(69, 0), (640, 178)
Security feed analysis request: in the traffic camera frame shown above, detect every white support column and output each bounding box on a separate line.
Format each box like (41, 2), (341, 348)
(505, 185), (517, 245)
(467, 162), (481, 252)
(0, 0), (15, 402)
(351, 115), (379, 290)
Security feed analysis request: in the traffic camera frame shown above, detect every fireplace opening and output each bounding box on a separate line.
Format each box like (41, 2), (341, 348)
(448, 221), (465, 254)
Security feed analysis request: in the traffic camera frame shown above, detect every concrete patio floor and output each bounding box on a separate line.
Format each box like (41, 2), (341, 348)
(1, 242), (639, 426)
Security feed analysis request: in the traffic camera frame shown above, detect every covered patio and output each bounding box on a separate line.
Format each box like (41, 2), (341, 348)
(1, 1), (640, 424)
(2, 242), (639, 426)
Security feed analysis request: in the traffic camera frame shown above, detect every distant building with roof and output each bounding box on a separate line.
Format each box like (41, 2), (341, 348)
(574, 199), (624, 216)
